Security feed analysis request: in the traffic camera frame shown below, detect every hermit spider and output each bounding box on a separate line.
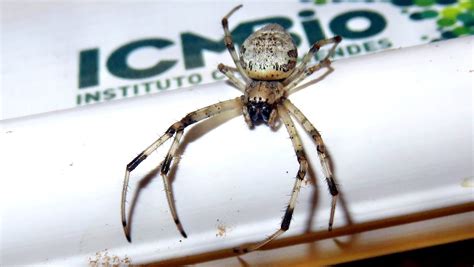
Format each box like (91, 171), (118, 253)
(121, 5), (342, 253)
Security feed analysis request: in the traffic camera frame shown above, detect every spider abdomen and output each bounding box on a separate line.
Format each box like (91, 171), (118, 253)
(240, 24), (297, 81)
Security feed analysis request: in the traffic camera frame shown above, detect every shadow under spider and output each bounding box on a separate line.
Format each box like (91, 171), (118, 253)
(304, 146), (354, 233)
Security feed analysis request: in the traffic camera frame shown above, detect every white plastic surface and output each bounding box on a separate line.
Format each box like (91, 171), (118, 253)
(1, 37), (473, 265)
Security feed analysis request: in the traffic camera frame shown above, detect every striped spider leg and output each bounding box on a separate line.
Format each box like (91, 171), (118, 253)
(221, 4), (250, 84)
(283, 99), (339, 231)
(232, 80), (341, 254)
(283, 35), (342, 92)
(233, 104), (309, 253)
(121, 97), (242, 241)
(279, 34), (342, 232)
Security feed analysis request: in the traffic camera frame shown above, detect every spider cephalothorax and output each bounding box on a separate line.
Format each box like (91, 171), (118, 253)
(244, 80), (285, 125)
(122, 4), (342, 254)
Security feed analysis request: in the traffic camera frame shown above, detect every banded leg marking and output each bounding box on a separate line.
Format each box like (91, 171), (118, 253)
(283, 99), (339, 230)
(222, 4), (250, 83)
(234, 104), (308, 253)
(121, 97), (242, 241)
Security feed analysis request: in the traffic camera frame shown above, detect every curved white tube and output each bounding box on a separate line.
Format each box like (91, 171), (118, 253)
(1, 36), (472, 265)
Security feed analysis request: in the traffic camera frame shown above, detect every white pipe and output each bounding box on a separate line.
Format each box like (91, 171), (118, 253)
(1, 36), (472, 265)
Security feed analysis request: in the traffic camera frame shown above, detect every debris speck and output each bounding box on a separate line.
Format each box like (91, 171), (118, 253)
(89, 249), (131, 267)
(216, 221), (231, 237)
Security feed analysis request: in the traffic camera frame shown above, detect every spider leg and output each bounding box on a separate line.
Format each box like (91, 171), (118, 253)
(241, 99), (253, 128)
(267, 109), (279, 130)
(283, 99), (339, 231)
(283, 59), (331, 94)
(224, 65), (239, 72)
(217, 61), (250, 124)
(234, 104), (308, 253)
(160, 130), (187, 237)
(222, 4), (250, 83)
(121, 97), (243, 242)
(218, 63), (246, 92)
(282, 36), (341, 91)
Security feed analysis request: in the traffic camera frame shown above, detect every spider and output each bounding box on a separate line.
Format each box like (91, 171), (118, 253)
(121, 5), (342, 254)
